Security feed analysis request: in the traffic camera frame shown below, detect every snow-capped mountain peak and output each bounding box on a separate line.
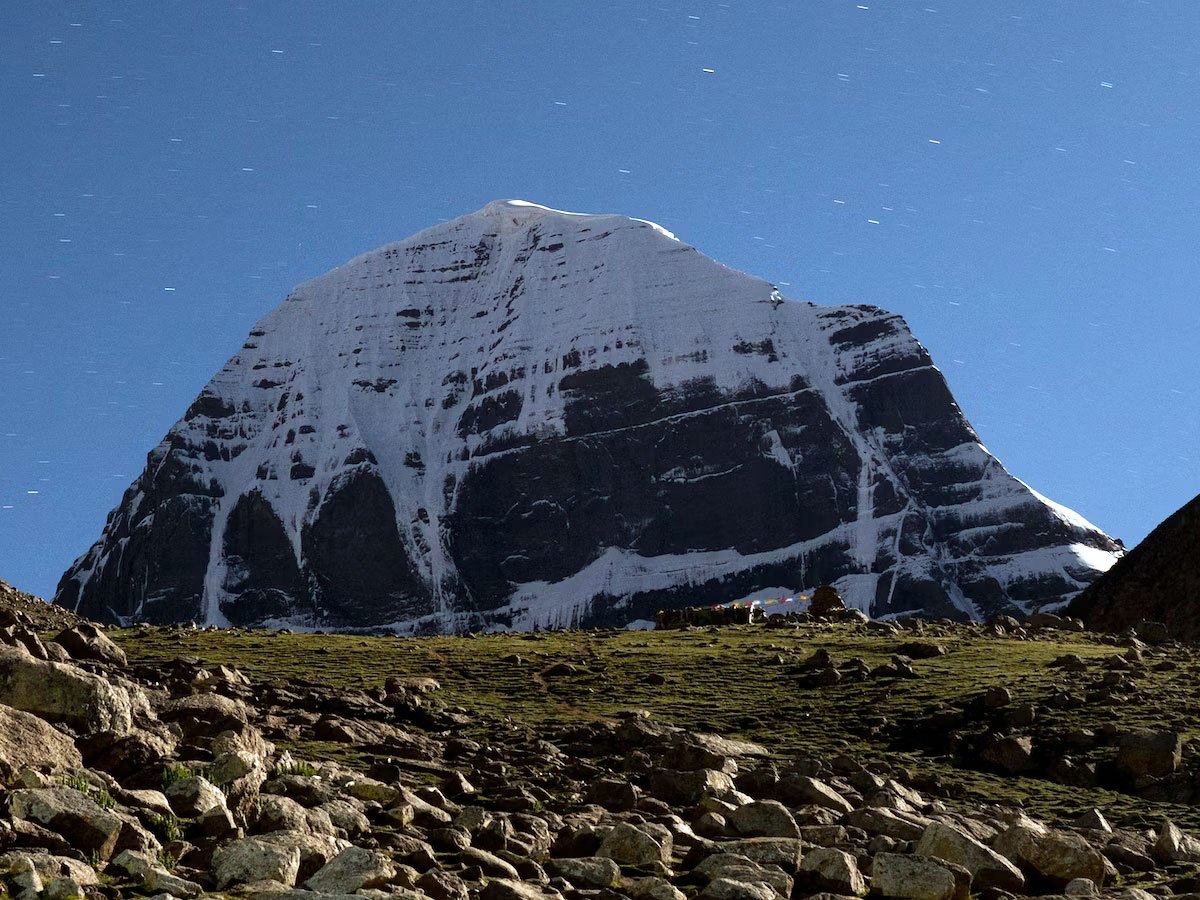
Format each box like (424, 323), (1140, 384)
(56, 201), (1121, 631)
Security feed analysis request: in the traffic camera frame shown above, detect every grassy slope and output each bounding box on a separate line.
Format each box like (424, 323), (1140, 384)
(114, 623), (1200, 829)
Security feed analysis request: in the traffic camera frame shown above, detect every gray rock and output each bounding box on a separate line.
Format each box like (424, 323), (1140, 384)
(799, 847), (866, 896)
(597, 822), (672, 867)
(305, 846), (396, 893)
(165, 775), (227, 818)
(719, 838), (803, 873)
(480, 878), (562, 900)
(1116, 730), (1183, 778)
(845, 807), (928, 842)
(1074, 809), (1112, 833)
(649, 768), (736, 805)
(728, 800), (800, 839)
(1065, 877), (1100, 896)
(915, 821), (1024, 892)
(462, 847), (520, 879)
(0, 704), (83, 778)
(51, 623), (127, 667)
(143, 867), (205, 898)
(260, 830), (350, 884)
(252, 795), (310, 834)
(212, 837), (301, 889)
(0, 647), (136, 734)
(1154, 818), (1200, 863)
(993, 817), (1106, 886)
(418, 869), (471, 900)
(699, 877), (777, 900)
(693, 853), (792, 898)
(9, 787), (125, 861)
(546, 856), (620, 887)
(779, 776), (854, 814)
(871, 852), (968, 900)
(628, 876), (688, 900)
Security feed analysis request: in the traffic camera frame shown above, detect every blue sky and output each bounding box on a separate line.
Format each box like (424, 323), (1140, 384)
(1, 1), (1196, 599)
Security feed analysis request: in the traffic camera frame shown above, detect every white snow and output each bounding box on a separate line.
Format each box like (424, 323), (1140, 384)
(67, 199), (1122, 629)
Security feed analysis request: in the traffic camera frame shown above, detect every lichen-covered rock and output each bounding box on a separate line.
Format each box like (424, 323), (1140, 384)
(798, 847), (866, 896)
(993, 817), (1107, 886)
(546, 856), (621, 888)
(212, 836), (301, 889)
(0, 704), (83, 778)
(872, 852), (969, 900)
(51, 623), (127, 667)
(0, 647), (136, 734)
(304, 845), (396, 893)
(9, 787), (125, 861)
(727, 800), (800, 839)
(597, 822), (673, 868)
(165, 775), (227, 818)
(915, 821), (1025, 892)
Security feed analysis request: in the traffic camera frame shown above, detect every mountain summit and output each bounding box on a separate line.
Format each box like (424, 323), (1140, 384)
(56, 201), (1121, 631)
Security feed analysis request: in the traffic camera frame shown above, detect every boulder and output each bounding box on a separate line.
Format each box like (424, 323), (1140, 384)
(693, 853), (792, 898)
(698, 876), (776, 900)
(1153, 818), (1200, 863)
(871, 852), (969, 900)
(778, 775), (854, 813)
(305, 846), (396, 893)
(0, 704), (83, 777)
(546, 856), (621, 887)
(143, 867), (205, 898)
(845, 807), (928, 842)
(719, 838), (803, 873)
(597, 822), (672, 867)
(915, 821), (1024, 892)
(165, 775), (227, 818)
(51, 623), (127, 667)
(979, 734), (1036, 773)
(0, 647), (136, 734)
(1115, 730), (1182, 778)
(480, 878), (563, 900)
(212, 837), (302, 889)
(629, 876), (688, 900)
(9, 787), (125, 861)
(798, 847), (866, 896)
(1074, 809), (1112, 833)
(993, 818), (1106, 886)
(727, 800), (800, 838)
(649, 768), (735, 805)
(260, 830), (351, 883)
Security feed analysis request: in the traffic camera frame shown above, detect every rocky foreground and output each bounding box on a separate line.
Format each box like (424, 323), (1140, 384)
(0, 608), (1198, 900)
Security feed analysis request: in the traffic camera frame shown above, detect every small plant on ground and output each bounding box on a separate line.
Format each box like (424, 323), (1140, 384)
(273, 757), (319, 777)
(92, 788), (115, 810)
(60, 773), (115, 810)
(161, 762), (192, 791)
(156, 849), (178, 871)
(147, 813), (183, 843)
(60, 773), (92, 793)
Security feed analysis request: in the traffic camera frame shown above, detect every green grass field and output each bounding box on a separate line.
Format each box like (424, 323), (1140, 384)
(113, 622), (1200, 830)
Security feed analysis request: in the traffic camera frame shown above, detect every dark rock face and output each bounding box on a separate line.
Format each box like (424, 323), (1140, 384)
(55, 201), (1120, 631)
(1070, 492), (1200, 640)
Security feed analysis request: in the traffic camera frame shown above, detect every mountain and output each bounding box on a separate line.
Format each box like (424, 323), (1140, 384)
(1070, 492), (1200, 639)
(55, 200), (1121, 632)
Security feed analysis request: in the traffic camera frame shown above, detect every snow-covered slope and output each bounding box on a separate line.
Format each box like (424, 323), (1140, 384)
(56, 200), (1121, 631)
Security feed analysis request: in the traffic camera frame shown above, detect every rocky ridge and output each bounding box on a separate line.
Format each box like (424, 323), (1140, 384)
(1, 596), (1200, 898)
(0, 580), (79, 632)
(1070, 493), (1200, 641)
(57, 200), (1120, 632)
